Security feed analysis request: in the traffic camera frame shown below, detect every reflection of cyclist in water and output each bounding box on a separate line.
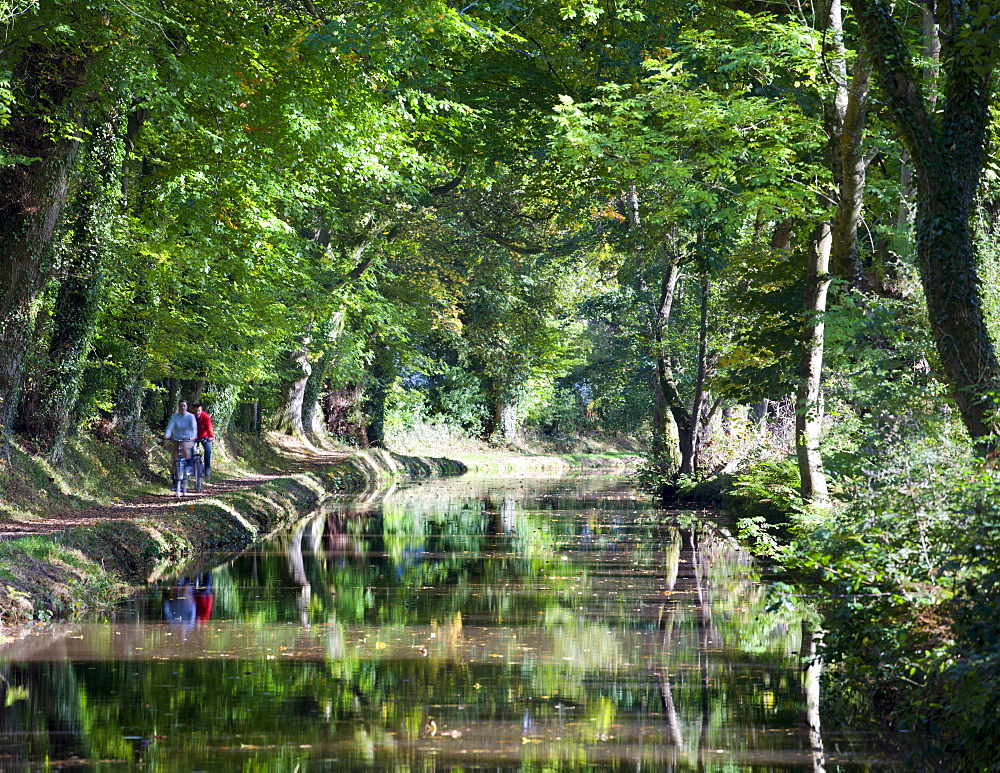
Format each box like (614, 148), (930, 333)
(193, 572), (213, 624)
(163, 578), (196, 639)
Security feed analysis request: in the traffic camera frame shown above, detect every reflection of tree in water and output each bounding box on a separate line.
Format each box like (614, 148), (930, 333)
(0, 478), (835, 770)
(653, 519), (823, 767)
(289, 520), (314, 629)
(802, 621), (826, 773)
(0, 661), (91, 766)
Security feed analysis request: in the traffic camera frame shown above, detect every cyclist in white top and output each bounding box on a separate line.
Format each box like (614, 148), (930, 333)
(164, 400), (198, 479)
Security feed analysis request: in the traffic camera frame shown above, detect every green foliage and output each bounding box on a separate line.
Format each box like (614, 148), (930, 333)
(777, 433), (1000, 764)
(570, 286), (655, 435)
(4, 0), (1000, 760)
(383, 381), (429, 438)
(730, 458), (803, 521)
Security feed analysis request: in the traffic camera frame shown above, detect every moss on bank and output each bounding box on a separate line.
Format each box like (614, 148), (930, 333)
(0, 448), (464, 625)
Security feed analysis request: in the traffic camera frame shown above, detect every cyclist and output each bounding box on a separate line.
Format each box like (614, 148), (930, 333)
(164, 399), (197, 481)
(192, 402), (214, 482)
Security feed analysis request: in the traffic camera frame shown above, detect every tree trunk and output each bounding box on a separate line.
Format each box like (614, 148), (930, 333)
(277, 205), (399, 439)
(796, 224), (833, 505)
(501, 402), (517, 439)
(271, 339), (312, 438)
(0, 144), (82, 447)
(208, 383), (241, 439)
(302, 311), (344, 437)
(651, 254), (683, 476)
(323, 382), (365, 442)
(0, 42), (92, 458)
(829, 51), (873, 284)
(363, 351), (393, 448)
(895, 7), (939, 235)
(659, 275), (719, 479)
(687, 277), (713, 475)
(34, 120), (125, 460)
(165, 378), (179, 420)
(481, 376), (512, 443)
(113, 337), (147, 460)
(482, 397), (498, 441)
(916, 193), (1000, 448)
(792, 0), (847, 503)
(485, 397), (518, 442)
(236, 398), (261, 433)
(650, 372), (680, 473)
(182, 379), (206, 404)
(850, 0), (1000, 453)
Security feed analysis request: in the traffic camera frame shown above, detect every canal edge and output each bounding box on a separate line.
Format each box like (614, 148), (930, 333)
(0, 450), (466, 628)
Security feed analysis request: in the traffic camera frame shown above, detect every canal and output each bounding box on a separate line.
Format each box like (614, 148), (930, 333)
(0, 475), (891, 770)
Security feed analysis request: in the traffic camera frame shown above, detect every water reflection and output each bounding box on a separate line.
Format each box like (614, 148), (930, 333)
(0, 476), (891, 770)
(162, 573), (213, 639)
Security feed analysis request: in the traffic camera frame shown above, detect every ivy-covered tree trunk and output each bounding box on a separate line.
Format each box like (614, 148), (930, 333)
(0, 47), (85, 447)
(208, 384), (241, 440)
(850, 0), (1000, 453)
(483, 386), (519, 443)
(894, 7), (938, 238)
(32, 120), (125, 460)
(363, 352), (393, 449)
(112, 331), (148, 460)
(915, 190), (999, 446)
(829, 51), (872, 284)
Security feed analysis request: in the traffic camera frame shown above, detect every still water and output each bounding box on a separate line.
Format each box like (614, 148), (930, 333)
(0, 476), (890, 771)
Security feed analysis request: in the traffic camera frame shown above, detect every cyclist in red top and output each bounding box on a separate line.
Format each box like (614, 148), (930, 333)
(192, 403), (214, 482)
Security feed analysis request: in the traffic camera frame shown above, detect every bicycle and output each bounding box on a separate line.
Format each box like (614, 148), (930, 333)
(172, 441), (204, 496)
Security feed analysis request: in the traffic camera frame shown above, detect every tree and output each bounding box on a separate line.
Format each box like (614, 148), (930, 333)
(0, 5), (115, 445)
(849, 0), (1000, 452)
(550, 16), (824, 477)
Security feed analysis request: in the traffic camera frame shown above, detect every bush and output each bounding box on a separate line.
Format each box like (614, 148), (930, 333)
(781, 435), (1000, 766)
(729, 458), (802, 521)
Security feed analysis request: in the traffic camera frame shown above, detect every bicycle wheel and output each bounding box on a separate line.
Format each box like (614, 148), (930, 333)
(194, 455), (204, 492)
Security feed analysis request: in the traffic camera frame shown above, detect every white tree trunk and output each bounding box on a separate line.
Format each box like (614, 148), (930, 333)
(796, 225), (833, 505)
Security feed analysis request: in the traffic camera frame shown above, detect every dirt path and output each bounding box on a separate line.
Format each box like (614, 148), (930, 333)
(0, 449), (350, 541)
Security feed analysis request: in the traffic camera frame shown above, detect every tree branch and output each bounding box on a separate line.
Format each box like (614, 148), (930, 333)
(848, 0), (935, 171)
(301, 0), (325, 21)
(463, 213), (546, 254)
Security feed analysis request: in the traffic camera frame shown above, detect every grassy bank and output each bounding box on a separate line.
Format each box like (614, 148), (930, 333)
(674, 453), (1000, 768)
(384, 420), (643, 477)
(0, 434), (465, 626)
(448, 450), (640, 476)
(0, 427), (636, 627)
